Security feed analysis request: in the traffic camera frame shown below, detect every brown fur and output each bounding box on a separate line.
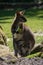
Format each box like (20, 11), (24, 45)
(11, 11), (35, 57)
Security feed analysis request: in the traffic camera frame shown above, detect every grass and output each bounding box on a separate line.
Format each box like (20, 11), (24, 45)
(25, 8), (43, 32)
(0, 8), (43, 51)
(8, 38), (13, 51)
(26, 18), (43, 32)
(26, 52), (41, 58)
(35, 36), (43, 43)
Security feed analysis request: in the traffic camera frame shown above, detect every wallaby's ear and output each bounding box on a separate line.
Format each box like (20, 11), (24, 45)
(16, 11), (20, 16)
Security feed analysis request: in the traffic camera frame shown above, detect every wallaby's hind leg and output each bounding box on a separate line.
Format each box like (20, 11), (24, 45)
(12, 35), (17, 56)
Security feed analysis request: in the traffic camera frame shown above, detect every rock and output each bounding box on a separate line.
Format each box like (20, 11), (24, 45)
(0, 57), (43, 65)
(0, 45), (17, 65)
(0, 45), (10, 57)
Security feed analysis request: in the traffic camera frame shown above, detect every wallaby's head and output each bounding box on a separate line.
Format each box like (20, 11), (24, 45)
(16, 11), (27, 23)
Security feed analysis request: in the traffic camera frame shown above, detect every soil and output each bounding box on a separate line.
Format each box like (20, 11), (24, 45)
(0, 57), (43, 65)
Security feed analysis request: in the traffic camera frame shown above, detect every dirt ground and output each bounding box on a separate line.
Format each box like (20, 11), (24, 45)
(0, 56), (43, 65)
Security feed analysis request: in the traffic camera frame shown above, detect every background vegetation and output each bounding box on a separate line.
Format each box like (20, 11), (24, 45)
(0, 0), (43, 3)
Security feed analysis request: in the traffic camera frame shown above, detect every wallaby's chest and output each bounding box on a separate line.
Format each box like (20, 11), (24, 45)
(14, 26), (23, 41)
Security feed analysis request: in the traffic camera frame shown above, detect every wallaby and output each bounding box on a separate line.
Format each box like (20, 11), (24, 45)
(11, 11), (35, 57)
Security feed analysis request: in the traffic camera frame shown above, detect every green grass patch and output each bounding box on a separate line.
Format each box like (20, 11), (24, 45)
(26, 17), (43, 32)
(35, 36), (43, 43)
(26, 52), (41, 58)
(7, 38), (13, 51)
